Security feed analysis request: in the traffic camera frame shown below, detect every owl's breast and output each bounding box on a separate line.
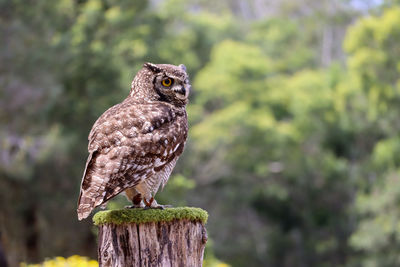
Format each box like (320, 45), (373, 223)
(86, 100), (188, 188)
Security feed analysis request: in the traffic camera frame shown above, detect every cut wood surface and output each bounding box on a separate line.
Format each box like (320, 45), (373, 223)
(94, 207), (208, 267)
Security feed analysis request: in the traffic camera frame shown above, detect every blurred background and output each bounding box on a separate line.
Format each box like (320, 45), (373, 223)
(2, 0), (400, 266)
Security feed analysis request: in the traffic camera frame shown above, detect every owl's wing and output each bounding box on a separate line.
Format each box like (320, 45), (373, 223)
(77, 100), (187, 220)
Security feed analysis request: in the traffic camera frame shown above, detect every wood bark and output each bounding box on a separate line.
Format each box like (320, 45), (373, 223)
(98, 219), (207, 267)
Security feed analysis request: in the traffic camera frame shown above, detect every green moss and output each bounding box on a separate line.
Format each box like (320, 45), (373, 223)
(93, 207), (208, 226)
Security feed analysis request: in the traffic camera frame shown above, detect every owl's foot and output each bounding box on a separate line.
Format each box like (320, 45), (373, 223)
(125, 193), (144, 208)
(143, 204), (173, 210)
(125, 204), (144, 209)
(143, 205), (173, 210)
(143, 197), (172, 210)
(143, 197), (156, 208)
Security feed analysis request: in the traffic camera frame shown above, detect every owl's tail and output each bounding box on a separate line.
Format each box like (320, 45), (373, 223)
(77, 152), (104, 220)
(77, 192), (96, 220)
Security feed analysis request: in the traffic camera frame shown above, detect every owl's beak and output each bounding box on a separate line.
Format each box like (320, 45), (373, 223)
(174, 85), (189, 100)
(178, 86), (186, 96)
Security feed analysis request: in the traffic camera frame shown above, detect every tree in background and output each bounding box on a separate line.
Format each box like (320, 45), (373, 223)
(344, 7), (400, 267)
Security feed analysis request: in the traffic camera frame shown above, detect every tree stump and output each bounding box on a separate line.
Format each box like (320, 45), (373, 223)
(93, 207), (208, 267)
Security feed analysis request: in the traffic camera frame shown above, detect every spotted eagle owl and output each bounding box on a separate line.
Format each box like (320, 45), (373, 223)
(77, 63), (190, 220)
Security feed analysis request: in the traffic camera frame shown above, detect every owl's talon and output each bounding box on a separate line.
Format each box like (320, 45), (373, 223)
(143, 197), (154, 207)
(142, 196), (171, 210)
(143, 204), (172, 210)
(125, 205), (142, 209)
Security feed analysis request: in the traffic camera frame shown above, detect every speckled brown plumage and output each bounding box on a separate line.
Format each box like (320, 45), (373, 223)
(77, 63), (190, 220)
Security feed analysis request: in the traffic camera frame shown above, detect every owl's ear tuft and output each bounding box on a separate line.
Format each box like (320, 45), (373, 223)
(179, 64), (187, 72)
(144, 62), (162, 73)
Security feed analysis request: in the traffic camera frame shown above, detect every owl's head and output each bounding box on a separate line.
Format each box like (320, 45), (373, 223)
(130, 62), (190, 106)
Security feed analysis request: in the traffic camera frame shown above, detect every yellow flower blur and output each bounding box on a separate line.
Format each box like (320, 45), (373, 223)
(20, 255), (98, 267)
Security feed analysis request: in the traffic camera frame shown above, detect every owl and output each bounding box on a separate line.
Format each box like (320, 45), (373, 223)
(77, 63), (190, 220)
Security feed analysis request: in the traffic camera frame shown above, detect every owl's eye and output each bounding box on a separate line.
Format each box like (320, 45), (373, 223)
(161, 78), (173, 87)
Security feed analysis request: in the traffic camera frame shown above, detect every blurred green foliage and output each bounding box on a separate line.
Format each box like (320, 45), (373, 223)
(1, 0), (400, 266)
